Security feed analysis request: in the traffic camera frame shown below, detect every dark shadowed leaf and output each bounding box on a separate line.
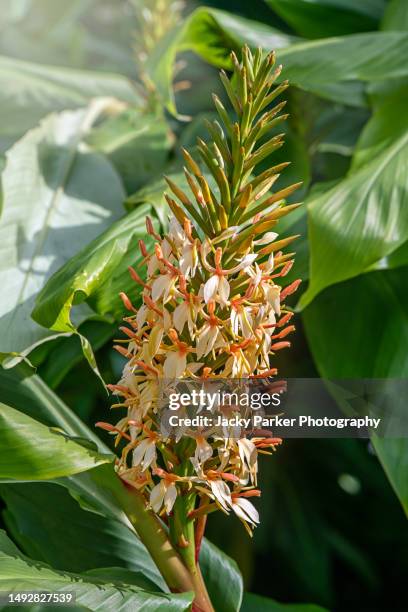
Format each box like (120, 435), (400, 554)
(265, 0), (385, 38)
(199, 538), (243, 612)
(303, 267), (408, 516)
(241, 592), (328, 612)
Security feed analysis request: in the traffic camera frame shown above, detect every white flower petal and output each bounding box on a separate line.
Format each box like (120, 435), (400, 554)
(253, 232), (278, 246)
(210, 480), (231, 513)
(233, 497), (259, 525)
(203, 275), (219, 303)
(164, 483), (178, 514)
(173, 302), (188, 333)
(132, 439), (149, 467)
(150, 482), (165, 513)
(141, 440), (156, 470)
(218, 276), (230, 305)
(151, 274), (170, 301)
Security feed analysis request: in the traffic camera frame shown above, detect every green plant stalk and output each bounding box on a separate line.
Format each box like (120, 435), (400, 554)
(114, 478), (214, 611)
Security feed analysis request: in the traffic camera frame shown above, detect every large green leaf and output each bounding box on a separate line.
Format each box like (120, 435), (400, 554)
(0, 367), (249, 605)
(0, 364), (131, 525)
(0, 54), (141, 139)
(0, 361), (105, 448)
(0, 402), (112, 481)
(300, 129), (408, 307)
(0, 482), (165, 590)
(199, 539), (243, 612)
(0, 104), (125, 363)
(381, 0), (408, 31)
(371, 437), (408, 517)
(145, 8), (297, 113)
(0, 530), (192, 611)
(146, 8), (408, 111)
(31, 203), (160, 335)
(241, 593), (328, 612)
(302, 266), (408, 515)
(265, 0), (385, 38)
(86, 108), (172, 194)
(352, 84), (408, 171)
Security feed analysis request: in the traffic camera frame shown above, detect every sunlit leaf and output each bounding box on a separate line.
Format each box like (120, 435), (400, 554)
(300, 129), (408, 307)
(145, 7), (408, 111)
(86, 108), (172, 194)
(0, 54), (141, 138)
(0, 403), (112, 481)
(32, 203), (160, 335)
(1, 482), (166, 590)
(0, 103), (125, 366)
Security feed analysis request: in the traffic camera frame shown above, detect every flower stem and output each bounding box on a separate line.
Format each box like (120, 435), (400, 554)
(116, 478), (214, 611)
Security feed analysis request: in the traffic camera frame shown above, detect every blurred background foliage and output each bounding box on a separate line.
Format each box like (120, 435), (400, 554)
(0, 0), (407, 610)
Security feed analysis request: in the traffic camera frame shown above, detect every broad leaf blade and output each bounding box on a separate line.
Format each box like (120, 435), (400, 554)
(0, 530), (192, 611)
(0, 104), (125, 357)
(302, 267), (408, 515)
(0, 482), (166, 591)
(265, 0), (384, 38)
(300, 130), (408, 307)
(32, 203), (160, 332)
(0, 403), (112, 480)
(86, 108), (172, 194)
(0, 361), (106, 449)
(0, 54), (141, 139)
(199, 539), (243, 612)
(145, 8), (408, 111)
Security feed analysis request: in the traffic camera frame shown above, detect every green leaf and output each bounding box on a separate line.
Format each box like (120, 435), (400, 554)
(0, 364), (130, 525)
(145, 8), (297, 114)
(302, 266), (408, 515)
(0, 530), (193, 611)
(265, 0), (385, 38)
(0, 361), (105, 449)
(371, 437), (408, 516)
(31, 203), (160, 334)
(39, 320), (115, 389)
(0, 482), (166, 590)
(381, 0), (408, 31)
(0, 54), (141, 139)
(0, 104), (125, 362)
(145, 7), (408, 110)
(86, 108), (172, 194)
(199, 539), (243, 612)
(241, 593), (328, 612)
(352, 85), (408, 171)
(0, 402), (112, 481)
(303, 268), (408, 378)
(300, 130), (408, 308)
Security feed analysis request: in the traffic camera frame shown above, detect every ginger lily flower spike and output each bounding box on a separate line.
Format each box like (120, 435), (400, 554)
(97, 46), (301, 611)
